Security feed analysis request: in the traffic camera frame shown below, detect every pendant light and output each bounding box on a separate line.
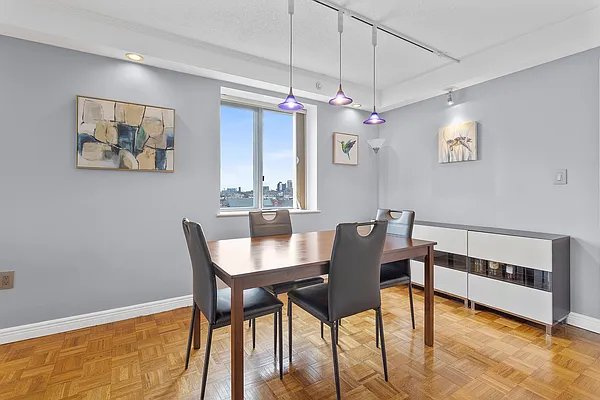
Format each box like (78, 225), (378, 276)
(279, 0), (304, 111)
(329, 10), (353, 106)
(363, 25), (385, 125)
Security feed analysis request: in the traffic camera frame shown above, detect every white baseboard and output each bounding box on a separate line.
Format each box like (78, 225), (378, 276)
(567, 312), (600, 334)
(0, 295), (193, 345)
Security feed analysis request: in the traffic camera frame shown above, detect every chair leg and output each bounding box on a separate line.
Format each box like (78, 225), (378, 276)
(273, 313), (277, 358)
(376, 308), (389, 381)
(320, 322), (324, 339)
(375, 312), (379, 349)
(287, 299), (293, 362)
(278, 310), (283, 379)
(408, 281), (415, 330)
(330, 323), (341, 400)
(185, 303), (196, 370)
(252, 316), (256, 349)
(200, 325), (213, 399)
(335, 321), (339, 346)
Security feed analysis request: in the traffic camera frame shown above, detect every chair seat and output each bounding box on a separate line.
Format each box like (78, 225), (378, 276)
(266, 276), (325, 295)
(287, 283), (329, 322)
(380, 261), (411, 289)
(214, 287), (283, 327)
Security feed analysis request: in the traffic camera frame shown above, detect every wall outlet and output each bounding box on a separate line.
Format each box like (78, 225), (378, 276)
(0, 271), (14, 289)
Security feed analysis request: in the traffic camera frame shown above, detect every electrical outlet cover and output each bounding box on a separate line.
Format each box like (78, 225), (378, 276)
(0, 271), (14, 289)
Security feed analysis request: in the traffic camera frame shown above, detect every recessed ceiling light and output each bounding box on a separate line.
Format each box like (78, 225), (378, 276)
(125, 53), (144, 62)
(351, 104), (362, 108)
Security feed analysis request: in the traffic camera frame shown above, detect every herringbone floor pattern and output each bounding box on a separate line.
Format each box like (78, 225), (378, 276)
(2, 287), (600, 399)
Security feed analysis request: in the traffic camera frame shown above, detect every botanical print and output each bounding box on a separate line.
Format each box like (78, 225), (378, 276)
(76, 96), (175, 171)
(438, 121), (477, 163)
(333, 132), (358, 165)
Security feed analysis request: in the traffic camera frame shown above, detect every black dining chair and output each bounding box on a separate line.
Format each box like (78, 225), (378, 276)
(376, 208), (416, 342)
(287, 221), (389, 400)
(182, 219), (284, 399)
(248, 209), (325, 349)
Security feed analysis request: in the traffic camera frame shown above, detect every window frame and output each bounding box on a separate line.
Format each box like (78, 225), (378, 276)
(220, 99), (304, 212)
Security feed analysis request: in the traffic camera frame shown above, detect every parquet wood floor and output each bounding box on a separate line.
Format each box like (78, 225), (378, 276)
(2, 286), (600, 399)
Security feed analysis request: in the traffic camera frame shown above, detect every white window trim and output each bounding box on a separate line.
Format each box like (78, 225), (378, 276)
(217, 209), (321, 218)
(219, 87), (318, 213)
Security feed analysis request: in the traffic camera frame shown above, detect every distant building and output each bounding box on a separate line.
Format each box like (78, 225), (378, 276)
(277, 181), (284, 191)
(287, 180), (293, 190)
(263, 185), (270, 192)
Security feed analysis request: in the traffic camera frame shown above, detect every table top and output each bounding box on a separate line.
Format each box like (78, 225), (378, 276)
(208, 230), (436, 281)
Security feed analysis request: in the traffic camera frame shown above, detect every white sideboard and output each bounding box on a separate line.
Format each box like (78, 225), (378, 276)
(410, 221), (570, 333)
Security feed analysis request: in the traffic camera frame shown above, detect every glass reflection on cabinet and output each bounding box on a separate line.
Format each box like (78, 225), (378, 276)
(413, 251), (467, 272)
(468, 258), (552, 292)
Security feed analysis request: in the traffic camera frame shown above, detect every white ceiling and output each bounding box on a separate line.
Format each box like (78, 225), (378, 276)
(2, 0), (600, 110)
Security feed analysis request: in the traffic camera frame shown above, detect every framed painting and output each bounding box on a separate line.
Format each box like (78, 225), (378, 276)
(438, 121), (477, 163)
(333, 132), (358, 165)
(76, 96), (175, 172)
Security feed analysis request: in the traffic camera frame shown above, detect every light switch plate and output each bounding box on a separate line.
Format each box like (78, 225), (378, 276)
(0, 271), (14, 289)
(554, 169), (567, 185)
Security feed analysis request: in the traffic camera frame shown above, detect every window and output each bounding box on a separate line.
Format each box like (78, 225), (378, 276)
(220, 99), (306, 210)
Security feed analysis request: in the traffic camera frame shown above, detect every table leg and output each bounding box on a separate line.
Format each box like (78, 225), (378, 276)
(424, 244), (434, 346)
(193, 305), (201, 349)
(230, 280), (244, 399)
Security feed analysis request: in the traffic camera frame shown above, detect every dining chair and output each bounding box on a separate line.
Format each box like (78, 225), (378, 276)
(248, 209), (325, 349)
(182, 219), (284, 399)
(376, 208), (416, 342)
(287, 221), (389, 400)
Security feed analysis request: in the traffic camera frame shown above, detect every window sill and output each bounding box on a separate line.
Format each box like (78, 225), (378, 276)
(217, 209), (321, 218)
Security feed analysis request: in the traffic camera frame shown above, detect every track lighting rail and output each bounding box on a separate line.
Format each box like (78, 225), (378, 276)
(311, 0), (460, 63)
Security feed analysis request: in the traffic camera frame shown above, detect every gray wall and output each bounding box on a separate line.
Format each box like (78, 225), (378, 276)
(0, 36), (379, 328)
(379, 47), (600, 320)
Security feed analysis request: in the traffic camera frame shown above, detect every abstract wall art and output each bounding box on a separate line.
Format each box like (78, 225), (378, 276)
(438, 121), (478, 163)
(333, 132), (358, 165)
(76, 96), (175, 171)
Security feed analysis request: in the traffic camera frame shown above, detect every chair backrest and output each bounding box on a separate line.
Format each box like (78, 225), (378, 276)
(249, 209), (293, 238)
(327, 220), (388, 322)
(182, 218), (218, 324)
(375, 208), (415, 238)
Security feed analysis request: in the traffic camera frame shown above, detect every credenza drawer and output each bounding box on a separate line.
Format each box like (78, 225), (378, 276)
(468, 274), (552, 324)
(413, 225), (467, 255)
(410, 260), (467, 298)
(468, 231), (552, 272)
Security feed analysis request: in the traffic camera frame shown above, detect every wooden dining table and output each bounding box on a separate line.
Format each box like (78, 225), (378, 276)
(203, 230), (437, 399)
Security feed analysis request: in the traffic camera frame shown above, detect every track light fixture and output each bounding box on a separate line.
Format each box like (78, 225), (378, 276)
(329, 10), (353, 106)
(364, 25), (385, 125)
(447, 90), (454, 106)
(279, 0), (304, 111)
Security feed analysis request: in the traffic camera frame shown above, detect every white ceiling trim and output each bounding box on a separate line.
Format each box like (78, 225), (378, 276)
(2, 1), (600, 113)
(380, 6), (600, 111)
(0, 0), (375, 108)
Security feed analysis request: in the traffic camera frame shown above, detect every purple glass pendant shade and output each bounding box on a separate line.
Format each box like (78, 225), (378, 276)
(329, 84), (353, 106)
(363, 107), (386, 124)
(278, 88), (304, 111)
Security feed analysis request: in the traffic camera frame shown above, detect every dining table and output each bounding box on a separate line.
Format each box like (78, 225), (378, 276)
(202, 229), (437, 399)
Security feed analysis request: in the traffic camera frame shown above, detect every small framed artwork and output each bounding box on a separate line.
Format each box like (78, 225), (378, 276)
(76, 95), (175, 172)
(333, 132), (358, 165)
(438, 121), (478, 163)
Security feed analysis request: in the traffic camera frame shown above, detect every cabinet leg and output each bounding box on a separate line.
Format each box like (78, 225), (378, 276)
(464, 299), (469, 308)
(546, 325), (553, 336)
(470, 301), (476, 311)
